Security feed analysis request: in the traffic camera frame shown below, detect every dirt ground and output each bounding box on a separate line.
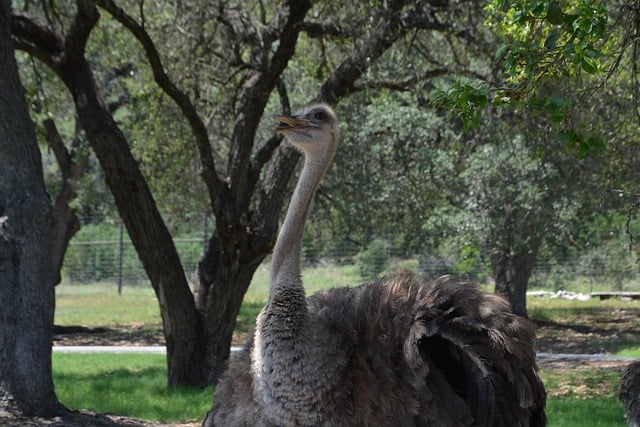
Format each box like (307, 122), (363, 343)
(535, 305), (640, 355)
(51, 305), (640, 354)
(3, 303), (638, 426)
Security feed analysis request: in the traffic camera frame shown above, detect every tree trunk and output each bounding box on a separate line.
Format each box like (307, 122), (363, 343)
(53, 1), (207, 387)
(0, 0), (61, 415)
(490, 249), (536, 317)
(62, 48), (208, 387)
(64, 64), (206, 386)
(194, 235), (265, 384)
(43, 119), (86, 285)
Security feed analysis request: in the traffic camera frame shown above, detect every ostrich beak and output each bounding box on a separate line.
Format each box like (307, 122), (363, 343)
(273, 115), (311, 133)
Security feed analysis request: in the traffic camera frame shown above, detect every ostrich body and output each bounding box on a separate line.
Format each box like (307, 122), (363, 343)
(621, 361), (640, 427)
(204, 104), (546, 426)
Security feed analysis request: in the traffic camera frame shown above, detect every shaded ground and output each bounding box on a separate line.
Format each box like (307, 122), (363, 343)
(0, 410), (188, 427)
(534, 306), (640, 354)
(10, 303), (639, 426)
(53, 305), (640, 354)
(0, 413), (198, 427)
(53, 324), (165, 347)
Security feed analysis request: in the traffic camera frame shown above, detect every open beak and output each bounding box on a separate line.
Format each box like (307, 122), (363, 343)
(273, 115), (310, 133)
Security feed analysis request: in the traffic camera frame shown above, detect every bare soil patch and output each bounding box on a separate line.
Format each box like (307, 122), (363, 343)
(53, 324), (165, 347)
(53, 305), (640, 354)
(534, 306), (640, 354)
(0, 412), (198, 427)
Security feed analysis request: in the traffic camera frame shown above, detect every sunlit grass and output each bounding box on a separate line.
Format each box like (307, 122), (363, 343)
(53, 353), (211, 423)
(246, 261), (362, 301)
(52, 263), (640, 425)
(528, 297), (640, 322)
(618, 345), (640, 357)
(52, 353), (631, 426)
(55, 284), (160, 326)
(540, 365), (627, 426)
(546, 398), (626, 427)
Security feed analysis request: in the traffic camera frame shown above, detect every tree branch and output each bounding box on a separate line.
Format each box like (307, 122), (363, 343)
(10, 10), (64, 70)
(93, 0), (225, 207)
(353, 68), (449, 92)
(66, 0), (99, 60)
(43, 119), (72, 178)
(249, 78), (291, 179)
(315, 0), (408, 104)
(226, 0), (312, 217)
(300, 22), (351, 38)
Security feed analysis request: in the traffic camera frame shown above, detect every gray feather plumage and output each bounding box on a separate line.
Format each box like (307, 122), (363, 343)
(205, 276), (546, 426)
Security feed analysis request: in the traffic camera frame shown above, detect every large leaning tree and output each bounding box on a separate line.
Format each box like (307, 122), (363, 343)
(0, 0), (61, 416)
(12, 0), (490, 387)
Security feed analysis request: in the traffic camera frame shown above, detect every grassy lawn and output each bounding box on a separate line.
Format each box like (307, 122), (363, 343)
(52, 354), (631, 426)
(540, 365), (628, 427)
(53, 353), (211, 423)
(55, 284), (161, 326)
(52, 353), (629, 426)
(545, 398), (626, 427)
(53, 261), (639, 425)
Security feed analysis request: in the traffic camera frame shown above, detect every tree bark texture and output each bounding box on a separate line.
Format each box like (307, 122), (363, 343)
(0, 0), (61, 415)
(490, 249), (536, 317)
(12, 1), (208, 387)
(11, 0), (453, 387)
(60, 3), (207, 387)
(43, 119), (85, 286)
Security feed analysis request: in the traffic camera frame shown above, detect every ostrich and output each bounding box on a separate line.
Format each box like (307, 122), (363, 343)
(204, 104), (546, 426)
(620, 361), (640, 427)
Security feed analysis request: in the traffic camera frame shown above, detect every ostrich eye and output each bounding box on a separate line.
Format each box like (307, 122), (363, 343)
(312, 111), (326, 121)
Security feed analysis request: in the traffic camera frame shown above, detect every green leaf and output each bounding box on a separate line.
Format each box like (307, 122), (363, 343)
(546, 1), (564, 25)
(558, 129), (605, 158)
(495, 44), (509, 59)
(557, 129), (576, 142)
(544, 29), (560, 50)
(581, 56), (598, 74)
(563, 13), (579, 27)
(585, 136), (605, 152)
(545, 96), (570, 123)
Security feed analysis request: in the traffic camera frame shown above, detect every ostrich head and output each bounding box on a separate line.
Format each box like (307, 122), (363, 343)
(266, 103), (339, 294)
(274, 104), (339, 158)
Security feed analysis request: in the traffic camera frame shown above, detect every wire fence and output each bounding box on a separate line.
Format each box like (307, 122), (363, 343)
(61, 222), (640, 294)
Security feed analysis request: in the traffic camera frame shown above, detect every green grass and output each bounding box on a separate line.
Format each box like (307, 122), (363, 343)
(55, 284), (160, 326)
(53, 353), (212, 423)
(539, 366), (627, 427)
(52, 353), (629, 425)
(528, 297), (640, 319)
(55, 262), (363, 333)
(618, 345), (640, 357)
(245, 261), (362, 300)
(546, 398), (626, 427)
(54, 262), (640, 424)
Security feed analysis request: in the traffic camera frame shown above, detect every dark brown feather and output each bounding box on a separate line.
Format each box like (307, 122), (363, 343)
(620, 361), (640, 427)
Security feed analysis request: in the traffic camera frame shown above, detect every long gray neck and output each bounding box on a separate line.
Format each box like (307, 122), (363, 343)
(269, 152), (331, 295)
(255, 142), (338, 425)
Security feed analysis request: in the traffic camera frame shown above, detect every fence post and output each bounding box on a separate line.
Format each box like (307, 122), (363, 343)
(118, 221), (124, 295)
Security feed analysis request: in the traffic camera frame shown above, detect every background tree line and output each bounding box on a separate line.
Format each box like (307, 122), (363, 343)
(2, 0), (640, 418)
